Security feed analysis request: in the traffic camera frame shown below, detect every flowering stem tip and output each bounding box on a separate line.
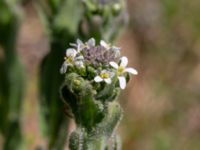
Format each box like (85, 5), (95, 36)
(60, 38), (138, 150)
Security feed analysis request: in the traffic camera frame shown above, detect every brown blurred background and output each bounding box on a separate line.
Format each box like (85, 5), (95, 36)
(1, 0), (200, 150)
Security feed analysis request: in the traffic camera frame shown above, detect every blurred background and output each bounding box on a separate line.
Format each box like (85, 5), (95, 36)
(1, 0), (200, 150)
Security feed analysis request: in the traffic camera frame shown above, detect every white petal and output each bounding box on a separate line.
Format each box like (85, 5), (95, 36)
(66, 48), (77, 57)
(125, 68), (138, 75)
(76, 55), (84, 60)
(60, 67), (66, 74)
(118, 76), (126, 89)
(77, 39), (83, 45)
(69, 43), (77, 47)
(100, 40), (109, 48)
(94, 76), (103, 82)
(60, 63), (68, 74)
(77, 39), (84, 51)
(87, 38), (95, 47)
(120, 56), (128, 67)
(104, 78), (112, 84)
(110, 61), (119, 69)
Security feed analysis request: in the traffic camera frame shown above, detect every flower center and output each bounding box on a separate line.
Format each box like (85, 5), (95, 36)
(100, 73), (110, 79)
(118, 66), (124, 75)
(65, 56), (74, 64)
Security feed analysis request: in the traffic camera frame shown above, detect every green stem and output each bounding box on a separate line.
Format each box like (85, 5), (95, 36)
(86, 137), (107, 150)
(61, 72), (123, 150)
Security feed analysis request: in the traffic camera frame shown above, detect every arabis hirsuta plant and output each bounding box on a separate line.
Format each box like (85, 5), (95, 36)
(60, 38), (137, 150)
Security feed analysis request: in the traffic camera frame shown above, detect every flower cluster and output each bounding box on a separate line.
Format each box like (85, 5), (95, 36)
(60, 38), (137, 89)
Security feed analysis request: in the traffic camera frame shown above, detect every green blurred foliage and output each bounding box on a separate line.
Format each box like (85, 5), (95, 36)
(122, 0), (200, 149)
(0, 0), (25, 150)
(38, 1), (83, 149)
(1, 0), (200, 150)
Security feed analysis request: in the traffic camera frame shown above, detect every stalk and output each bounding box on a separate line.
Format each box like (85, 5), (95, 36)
(61, 73), (123, 150)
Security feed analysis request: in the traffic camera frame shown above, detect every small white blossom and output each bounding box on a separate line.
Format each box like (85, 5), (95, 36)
(60, 48), (84, 74)
(110, 56), (138, 89)
(66, 48), (77, 57)
(70, 38), (95, 50)
(94, 70), (114, 84)
(70, 39), (85, 52)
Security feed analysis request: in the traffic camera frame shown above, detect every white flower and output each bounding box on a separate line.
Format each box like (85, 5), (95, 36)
(70, 38), (95, 50)
(110, 56), (138, 89)
(60, 48), (84, 74)
(70, 39), (85, 52)
(94, 70), (114, 84)
(70, 38), (95, 49)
